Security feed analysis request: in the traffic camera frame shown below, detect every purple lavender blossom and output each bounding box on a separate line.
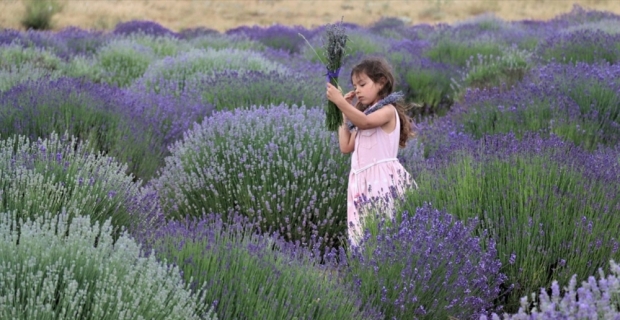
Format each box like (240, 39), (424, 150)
(348, 203), (505, 319)
(484, 260), (620, 319)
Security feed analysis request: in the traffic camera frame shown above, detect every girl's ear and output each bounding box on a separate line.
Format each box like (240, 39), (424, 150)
(378, 76), (388, 87)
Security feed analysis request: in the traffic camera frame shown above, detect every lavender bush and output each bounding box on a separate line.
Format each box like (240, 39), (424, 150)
(90, 38), (156, 87)
(187, 33), (265, 51)
(0, 44), (63, 72)
(112, 20), (179, 38)
(0, 211), (215, 319)
(0, 77), (169, 179)
(484, 260), (620, 319)
(138, 48), (288, 94)
(402, 132), (620, 312)
(145, 213), (379, 320)
(450, 62), (620, 151)
(425, 37), (504, 68)
(115, 33), (188, 57)
(51, 26), (109, 59)
(536, 29), (620, 64)
(0, 132), (142, 238)
(458, 46), (532, 90)
(226, 24), (317, 54)
(154, 105), (350, 248)
(182, 69), (323, 111)
(348, 203), (505, 319)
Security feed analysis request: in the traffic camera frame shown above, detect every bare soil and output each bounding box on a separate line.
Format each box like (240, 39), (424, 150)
(1, 0), (619, 32)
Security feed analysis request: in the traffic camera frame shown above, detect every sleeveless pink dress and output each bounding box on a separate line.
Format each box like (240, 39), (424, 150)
(347, 106), (416, 245)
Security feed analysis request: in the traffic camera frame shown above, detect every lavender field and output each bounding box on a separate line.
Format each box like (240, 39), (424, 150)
(2, 5), (620, 320)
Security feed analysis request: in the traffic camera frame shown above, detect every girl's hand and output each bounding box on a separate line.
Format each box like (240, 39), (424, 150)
(343, 91), (356, 105)
(326, 83), (345, 104)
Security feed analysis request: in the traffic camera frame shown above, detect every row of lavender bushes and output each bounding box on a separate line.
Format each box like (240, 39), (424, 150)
(1, 4), (620, 319)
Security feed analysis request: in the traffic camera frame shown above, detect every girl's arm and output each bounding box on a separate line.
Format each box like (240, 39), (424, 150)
(338, 113), (356, 154)
(326, 83), (392, 130)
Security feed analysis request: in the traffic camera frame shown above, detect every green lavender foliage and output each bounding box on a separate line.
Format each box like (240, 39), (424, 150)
(0, 132), (141, 239)
(0, 212), (216, 319)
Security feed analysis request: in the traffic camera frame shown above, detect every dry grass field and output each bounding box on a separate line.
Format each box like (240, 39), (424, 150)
(1, 0), (620, 32)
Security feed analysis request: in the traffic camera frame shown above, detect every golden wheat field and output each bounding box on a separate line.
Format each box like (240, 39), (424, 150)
(1, 0), (620, 32)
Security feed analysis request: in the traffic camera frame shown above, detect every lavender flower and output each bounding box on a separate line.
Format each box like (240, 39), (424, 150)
(484, 260), (620, 319)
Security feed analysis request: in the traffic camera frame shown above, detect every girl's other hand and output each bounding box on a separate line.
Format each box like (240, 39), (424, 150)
(343, 91), (356, 105)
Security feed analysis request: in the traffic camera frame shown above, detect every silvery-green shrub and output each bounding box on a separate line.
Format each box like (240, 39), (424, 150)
(93, 39), (156, 87)
(139, 48), (289, 93)
(0, 132), (141, 237)
(154, 105), (350, 248)
(0, 44), (63, 91)
(0, 211), (215, 320)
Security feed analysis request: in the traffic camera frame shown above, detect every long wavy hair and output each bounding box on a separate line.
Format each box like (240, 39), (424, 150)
(350, 57), (415, 148)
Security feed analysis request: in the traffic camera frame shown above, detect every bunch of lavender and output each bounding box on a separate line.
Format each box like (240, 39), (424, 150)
(144, 213), (380, 320)
(483, 260), (620, 319)
(0, 211), (215, 319)
(0, 132), (143, 239)
(347, 203), (505, 319)
(401, 132), (620, 312)
(154, 105), (350, 248)
(300, 19), (348, 131)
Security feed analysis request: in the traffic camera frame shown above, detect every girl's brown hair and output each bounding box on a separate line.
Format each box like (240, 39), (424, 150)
(350, 57), (415, 148)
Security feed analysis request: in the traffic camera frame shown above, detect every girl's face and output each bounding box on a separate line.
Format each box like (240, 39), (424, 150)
(351, 72), (383, 106)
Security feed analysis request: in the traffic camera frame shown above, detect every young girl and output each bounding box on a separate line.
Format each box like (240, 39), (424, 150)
(326, 57), (417, 246)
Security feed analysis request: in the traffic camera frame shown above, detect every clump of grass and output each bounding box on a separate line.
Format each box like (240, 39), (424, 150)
(20, 0), (63, 30)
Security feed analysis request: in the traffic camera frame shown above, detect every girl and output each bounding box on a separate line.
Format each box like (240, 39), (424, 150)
(326, 57), (417, 246)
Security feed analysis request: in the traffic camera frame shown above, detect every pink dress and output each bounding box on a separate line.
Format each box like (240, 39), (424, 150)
(347, 106), (416, 245)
